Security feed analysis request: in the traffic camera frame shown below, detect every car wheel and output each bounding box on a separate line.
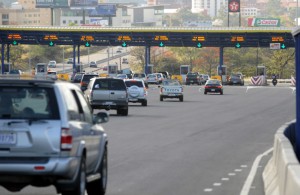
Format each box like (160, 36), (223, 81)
(160, 96), (163, 101)
(61, 157), (86, 195)
(117, 107), (128, 116)
(142, 100), (147, 106)
(204, 91), (207, 95)
(179, 96), (183, 102)
(220, 91), (223, 95)
(87, 146), (107, 195)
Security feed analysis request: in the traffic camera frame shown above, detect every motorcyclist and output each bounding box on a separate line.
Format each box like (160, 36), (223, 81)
(272, 74), (277, 86)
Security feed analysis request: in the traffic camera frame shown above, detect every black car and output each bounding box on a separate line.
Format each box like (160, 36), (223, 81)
(228, 73), (244, 85)
(71, 73), (84, 83)
(204, 79), (223, 95)
(186, 72), (201, 85)
(80, 73), (98, 91)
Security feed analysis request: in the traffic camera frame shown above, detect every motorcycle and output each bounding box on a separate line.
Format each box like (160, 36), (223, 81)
(272, 78), (278, 86)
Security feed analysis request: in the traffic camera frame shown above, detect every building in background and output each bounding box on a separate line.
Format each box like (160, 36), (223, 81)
(191, 0), (227, 18)
(0, 0), (51, 25)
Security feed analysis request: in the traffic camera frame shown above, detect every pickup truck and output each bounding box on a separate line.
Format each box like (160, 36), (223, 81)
(160, 79), (184, 102)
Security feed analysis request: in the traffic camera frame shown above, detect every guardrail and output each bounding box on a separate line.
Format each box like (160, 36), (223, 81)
(263, 120), (299, 195)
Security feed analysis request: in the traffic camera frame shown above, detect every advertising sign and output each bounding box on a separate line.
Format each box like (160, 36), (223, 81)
(228, 0), (240, 12)
(88, 4), (117, 17)
(248, 18), (280, 27)
(70, 0), (97, 7)
(36, 0), (68, 8)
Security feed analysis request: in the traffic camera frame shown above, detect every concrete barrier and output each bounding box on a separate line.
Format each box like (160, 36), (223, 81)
(263, 120), (299, 195)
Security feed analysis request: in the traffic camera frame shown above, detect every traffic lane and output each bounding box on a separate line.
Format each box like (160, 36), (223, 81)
(102, 85), (295, 195)
(0, 86), (295, 195)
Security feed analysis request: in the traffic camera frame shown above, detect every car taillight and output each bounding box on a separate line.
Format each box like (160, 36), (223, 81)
(205, 86), (210, 88)
(61, 128), (72, 151)
(217, 86), (222, 88)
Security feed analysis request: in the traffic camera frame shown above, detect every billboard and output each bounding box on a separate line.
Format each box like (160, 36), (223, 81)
(88, 4), (117, 17)
(248, 18), (280, 27)
(36, 0), (68, 8)
(70, 0), (98, 7)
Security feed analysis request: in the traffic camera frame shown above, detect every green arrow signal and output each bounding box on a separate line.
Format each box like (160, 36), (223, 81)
(49, 41), (54, 46)
(122, 42), (127, 47)
(159, 42), (164, 47)
(85, 42), (90, 47)
(235, 43), (241, 48)
(197, 43), (202, 48)
(12, 40), (18, 45)
(281, 43), (286, 49)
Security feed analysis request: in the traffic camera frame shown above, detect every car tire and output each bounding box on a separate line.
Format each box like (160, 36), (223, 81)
(179, 96), (183, 102)
(61, 157), (86, 195)
(220, 91), (223, 95)
(160, 96), (163, 101)
(87, 146), (107, 195)
(142, 100), (147, 106)
(204, 91), (207, 95)
(117, 108), (128, 116)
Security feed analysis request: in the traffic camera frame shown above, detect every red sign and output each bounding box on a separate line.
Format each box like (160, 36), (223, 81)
(228, 0), (240, 12)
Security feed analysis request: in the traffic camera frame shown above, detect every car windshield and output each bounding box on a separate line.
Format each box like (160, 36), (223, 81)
(125, 81), (144, 87)
(148, 74), (156, 78)
(207, 80), (221, 85)
(0, 87), (59, 120)
(82, 75), (98, 82)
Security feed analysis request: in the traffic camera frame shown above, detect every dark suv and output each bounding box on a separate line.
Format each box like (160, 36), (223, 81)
(84, 78), (129, 116)
(0, 79), (109, 195)
(186, 72), (201, 85)
(80, 73), (99, 91)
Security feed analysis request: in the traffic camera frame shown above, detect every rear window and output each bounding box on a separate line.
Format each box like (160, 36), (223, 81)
(82, 75), (98, 82)
(0, 87), (59, 119)
(125, 81), (144, 88)
(93, 79), (126, 90)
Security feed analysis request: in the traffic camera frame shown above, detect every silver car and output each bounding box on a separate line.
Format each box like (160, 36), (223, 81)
(125, 79), (148, 106)
(85, 77), (129, 116)
(0, 79), (109, 195)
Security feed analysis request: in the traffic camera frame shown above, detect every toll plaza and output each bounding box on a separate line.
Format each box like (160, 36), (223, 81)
(0, 26), (295, 74)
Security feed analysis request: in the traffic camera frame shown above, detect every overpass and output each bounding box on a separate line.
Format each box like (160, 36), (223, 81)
(0, 25), (295, 74)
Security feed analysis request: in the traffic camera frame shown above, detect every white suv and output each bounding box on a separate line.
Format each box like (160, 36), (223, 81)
(125, 79), (148, 106)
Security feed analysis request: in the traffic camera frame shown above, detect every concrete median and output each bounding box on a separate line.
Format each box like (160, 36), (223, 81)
(263, 120), (298, 195)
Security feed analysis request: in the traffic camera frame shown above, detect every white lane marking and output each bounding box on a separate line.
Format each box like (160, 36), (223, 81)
(241, 165), (248, 168)
(221, 177), (229, 181)
(204, 188), (213, 192)
(228, 173), (236, 176)
(213, 183), (222, 186)
(235, 169), (242, 172)
(240, 147), (273, 195)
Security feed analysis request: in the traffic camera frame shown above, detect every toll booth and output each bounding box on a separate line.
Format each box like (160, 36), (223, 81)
(1, 63), (11, 74)
(108, 64), (118, 77)
(217, 65), (228, 84)
(180, 65), (190, 84)
(256, 65), (267, 85)
(35, 63), (47, 78)
(145, 64), (154, 75)
(75, 64), (84, 73)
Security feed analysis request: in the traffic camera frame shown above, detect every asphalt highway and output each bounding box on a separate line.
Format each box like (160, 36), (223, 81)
(0, 84), (294, 195)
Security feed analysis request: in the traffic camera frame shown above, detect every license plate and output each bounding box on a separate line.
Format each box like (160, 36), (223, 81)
(191, 81), (193, 83)
(211, 89), (215, 92)
(168, 94), (176, 96)
(0, 133), (16, 145)
(129, 99), (138, 101)
(233, 81), (237, 83)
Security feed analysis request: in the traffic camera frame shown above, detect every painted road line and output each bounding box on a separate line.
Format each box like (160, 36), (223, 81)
(240, 147), (273, 195)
